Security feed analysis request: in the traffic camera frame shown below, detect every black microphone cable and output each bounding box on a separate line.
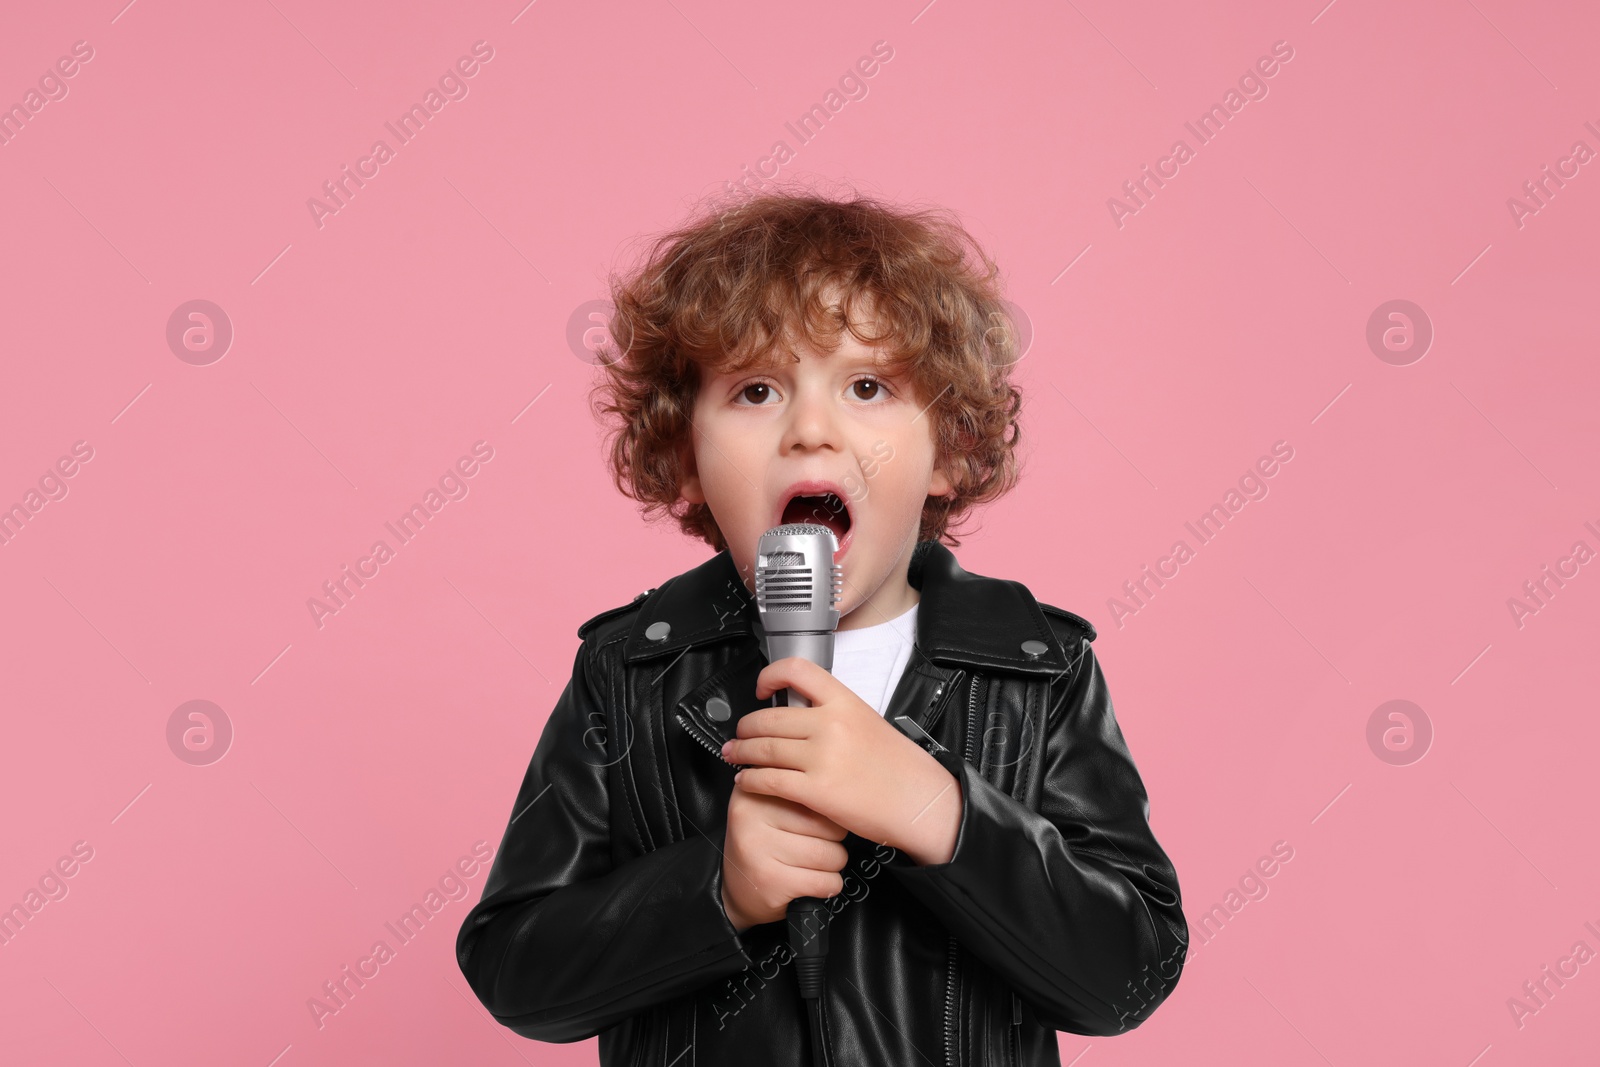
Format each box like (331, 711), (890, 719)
(774, 668), (833, 1067)
(787, 896), (833, 1067)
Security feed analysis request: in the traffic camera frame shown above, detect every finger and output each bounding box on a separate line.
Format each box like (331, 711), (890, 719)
(786, 867), (846, 901)
(734, 766), (808, 806)
(788, 809), (849, 841)
(755, 656), (838, 700)
(724, 735), (808, 771)
(755, 657), (848, 704)
(772, 832), (850, 874)
(735, 706), (818, 740)
(748, 794), (849, 840)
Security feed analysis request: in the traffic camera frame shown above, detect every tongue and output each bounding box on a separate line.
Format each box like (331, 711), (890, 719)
(782, 495), (848, 541)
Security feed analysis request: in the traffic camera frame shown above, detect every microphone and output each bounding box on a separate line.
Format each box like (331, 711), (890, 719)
(753, 523), (841, 1060)
(755, 522), (842, 702)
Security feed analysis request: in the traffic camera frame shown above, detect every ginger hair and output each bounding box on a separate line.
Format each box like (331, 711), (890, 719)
(587, 182), (1024, 552)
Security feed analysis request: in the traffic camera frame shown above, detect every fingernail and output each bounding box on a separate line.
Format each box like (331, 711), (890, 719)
(720, 741), (731, 755)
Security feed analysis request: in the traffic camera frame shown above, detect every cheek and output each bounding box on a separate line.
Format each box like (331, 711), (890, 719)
(871, 435), (936, 503)
(692, 431), (769, 524)
(694, 419), (753, 483)
(697, 454), (746, 512)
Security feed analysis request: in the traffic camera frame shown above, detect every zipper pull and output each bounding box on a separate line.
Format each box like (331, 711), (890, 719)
(1011, 992), (1022, 1026)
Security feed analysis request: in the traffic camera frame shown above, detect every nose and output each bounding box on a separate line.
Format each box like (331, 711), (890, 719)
(779, 379), (843, 455)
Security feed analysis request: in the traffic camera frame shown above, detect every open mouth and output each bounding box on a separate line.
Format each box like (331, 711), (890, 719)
(775, 484), (854, 559)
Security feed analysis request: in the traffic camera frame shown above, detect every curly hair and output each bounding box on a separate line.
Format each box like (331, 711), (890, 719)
(587, 181), (1024, 552)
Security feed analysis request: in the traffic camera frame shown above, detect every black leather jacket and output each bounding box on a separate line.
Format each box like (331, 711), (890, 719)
(457, 540), (1188, 1066)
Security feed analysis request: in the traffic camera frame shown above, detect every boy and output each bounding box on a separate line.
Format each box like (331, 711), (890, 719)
(457, 189), (1187, 1065)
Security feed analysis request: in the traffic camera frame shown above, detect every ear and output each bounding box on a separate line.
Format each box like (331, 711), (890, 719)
(928, 456), (955, 499)
(678, 439), (705, 505)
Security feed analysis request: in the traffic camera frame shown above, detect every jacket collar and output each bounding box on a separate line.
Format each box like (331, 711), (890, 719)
(622, 539), (1070, 677)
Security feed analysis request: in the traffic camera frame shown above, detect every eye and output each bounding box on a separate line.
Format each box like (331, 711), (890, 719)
(731, 375), (893, 406)
(733, 380), (777, 405)
(851, 376), (892, 402)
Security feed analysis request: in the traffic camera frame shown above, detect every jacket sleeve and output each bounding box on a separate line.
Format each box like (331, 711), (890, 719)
(886, 635), (1188, 1036)
(455, 636), (755, 1042)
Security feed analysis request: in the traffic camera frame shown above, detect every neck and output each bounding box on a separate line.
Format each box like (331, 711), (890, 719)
(838, 536), (923, 631)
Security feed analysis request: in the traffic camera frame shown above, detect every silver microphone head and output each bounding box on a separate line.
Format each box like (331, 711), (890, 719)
(754, 523), (841, 634)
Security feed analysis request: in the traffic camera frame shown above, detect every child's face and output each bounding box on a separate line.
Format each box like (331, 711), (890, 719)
(679, 323), (954, 628)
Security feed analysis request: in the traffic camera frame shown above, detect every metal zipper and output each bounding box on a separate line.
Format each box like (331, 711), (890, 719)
(673, 711), (738, 768)
(918, 678), (954, 746)
(943, 936), (960, 1067)
(944, 672), (982, 1067)
(1009, 991), (1021, 1066)
(963, 676), (981, 767)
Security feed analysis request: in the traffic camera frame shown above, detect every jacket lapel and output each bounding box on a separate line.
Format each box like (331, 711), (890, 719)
(623, 550), (756, 664)
(906, 541), (1071, 677)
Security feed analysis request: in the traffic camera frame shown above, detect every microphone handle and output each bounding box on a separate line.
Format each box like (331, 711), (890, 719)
(777, 687), (809, 708)
(765, 632), (834, 676)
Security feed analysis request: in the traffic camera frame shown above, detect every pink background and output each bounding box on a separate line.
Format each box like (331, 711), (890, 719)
(1, 0), (1596, 1063)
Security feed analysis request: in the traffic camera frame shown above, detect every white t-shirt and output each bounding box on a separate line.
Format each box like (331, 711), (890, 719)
(832, 602), (919, 717)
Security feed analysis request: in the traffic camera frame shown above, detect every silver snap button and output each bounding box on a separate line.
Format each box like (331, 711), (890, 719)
(1020, 639), (1049, 658)
(645, 621), (672, 642)
(706, 696), (731, 722)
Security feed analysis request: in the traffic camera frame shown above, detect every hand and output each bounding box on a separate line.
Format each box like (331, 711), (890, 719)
(722, 657), (964, 867)
(720, 786), (850, 933)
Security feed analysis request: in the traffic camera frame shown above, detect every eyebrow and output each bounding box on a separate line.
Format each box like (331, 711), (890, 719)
(713, 342), (902, 388)
(756, 347), (892, 370)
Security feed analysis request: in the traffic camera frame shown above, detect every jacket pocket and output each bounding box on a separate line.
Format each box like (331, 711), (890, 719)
(986, 982), (1022, 1067)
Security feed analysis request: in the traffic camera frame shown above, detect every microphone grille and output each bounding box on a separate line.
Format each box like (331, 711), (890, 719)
(754, 524), (842, 622)
(769, 522), (832, 537)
